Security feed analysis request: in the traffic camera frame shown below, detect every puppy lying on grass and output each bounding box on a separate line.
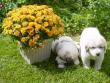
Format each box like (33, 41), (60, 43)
(51, 36), (80, 68)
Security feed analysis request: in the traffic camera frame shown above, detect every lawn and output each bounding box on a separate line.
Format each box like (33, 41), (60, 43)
(0, 35), (110, 83)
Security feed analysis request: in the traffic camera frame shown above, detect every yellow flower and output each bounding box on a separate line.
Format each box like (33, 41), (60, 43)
(35, 17), (43, 23)
(21, 37), (29, 42)
(8, 30), (13, 34)
(58, 27), (64, 34)
(2, 5), (64, 48)
(52, 16), (58, 24)
(12, 17), (20, 22)
(13, 24), (21, 29)
(48, 19), (53, 26)
(14, 30), (21, 37)
(29, 39), (36, 47)
(29, 15), (35, 21)
(22, 21), (28, 27)
(33, 35), (40, 41)
(36, 11), (42, 16)
(43, 22), (49, 27)
(42, 28), (50, 33)
(51, 27), (59, 36)
(27, 28), (34, 36)
(47, 32), (53, 37)
(42, 10), (47, 15)
(29, 22), (35, 27)
(3, 20), (13, 29)
(20, 15), (26, 20)
(20, 27), (27, 35)
(35, 24), (42, 31)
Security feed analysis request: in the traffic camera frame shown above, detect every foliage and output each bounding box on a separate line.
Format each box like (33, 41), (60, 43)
(2, 5), (64, 47)
(45, 0), (110, 38)
(0, 0), (110, 39)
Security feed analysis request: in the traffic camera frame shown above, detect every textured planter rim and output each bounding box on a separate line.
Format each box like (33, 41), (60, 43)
(18, 39), (52, 64)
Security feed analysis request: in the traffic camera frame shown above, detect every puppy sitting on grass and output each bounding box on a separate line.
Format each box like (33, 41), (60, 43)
(51, 36), (80, 68)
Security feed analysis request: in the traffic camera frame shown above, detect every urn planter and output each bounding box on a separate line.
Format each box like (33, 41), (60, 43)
(19, 40), (52, 64)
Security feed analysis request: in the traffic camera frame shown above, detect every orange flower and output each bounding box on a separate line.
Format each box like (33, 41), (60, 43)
(28, 30), (34, 36)
(44, 28), (50, 33)
(29, 39), (36, 47)
(35, 24), (42, 31)
(3, 5), (64, 48)
(35, 17), (43, 23)
(47, 32), (53, 37)
(59, 27), (64, 34)
(29, 22), (35, 27)
(27, 27), (35, 36)
(51, 27), (59, 35)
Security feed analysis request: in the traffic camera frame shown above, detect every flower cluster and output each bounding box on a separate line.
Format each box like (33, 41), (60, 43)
(2, 5), (64, 47)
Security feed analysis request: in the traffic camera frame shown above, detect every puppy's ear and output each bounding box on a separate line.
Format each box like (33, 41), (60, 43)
(85, 45), (89, 52)
(101, 37), (107, 53)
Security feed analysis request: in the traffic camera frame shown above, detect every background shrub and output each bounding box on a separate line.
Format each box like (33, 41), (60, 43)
(0, 0), (110, 39)
(51, 0), (110, 39)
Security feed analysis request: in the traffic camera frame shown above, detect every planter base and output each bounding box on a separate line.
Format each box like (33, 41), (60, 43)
(19, 40), (52, 64)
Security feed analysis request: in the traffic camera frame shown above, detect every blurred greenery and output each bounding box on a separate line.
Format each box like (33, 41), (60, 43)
(0, 0), (110, 39)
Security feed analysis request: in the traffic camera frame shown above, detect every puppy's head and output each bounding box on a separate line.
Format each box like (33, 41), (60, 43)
(86, 36), (107, 57)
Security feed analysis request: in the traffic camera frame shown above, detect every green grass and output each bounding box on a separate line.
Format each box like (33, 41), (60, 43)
(0, 35), (110, 83)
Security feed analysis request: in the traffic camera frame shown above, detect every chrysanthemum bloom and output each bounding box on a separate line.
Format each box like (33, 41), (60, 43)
(2, 5), (64, 47)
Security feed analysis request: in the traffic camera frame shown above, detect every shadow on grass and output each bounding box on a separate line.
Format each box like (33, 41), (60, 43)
(32, 54), (79, 74)
(100, 48), (110, 77)
(32, 48), (110, 76)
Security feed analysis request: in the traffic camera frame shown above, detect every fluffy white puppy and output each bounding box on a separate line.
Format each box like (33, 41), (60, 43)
(80, 27), (107, 70)
(52, 36), (80, 68)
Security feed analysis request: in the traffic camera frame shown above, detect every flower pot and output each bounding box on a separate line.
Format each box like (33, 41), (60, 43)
(19, 40), (52, 64)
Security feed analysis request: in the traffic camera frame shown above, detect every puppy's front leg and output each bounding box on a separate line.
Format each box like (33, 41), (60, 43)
(56, 56), (66, 68)
(74, 57), (80, 65)
(81, 47), (90, 69)
(82, 57), (90, 69)
(94, 55), (104, 70)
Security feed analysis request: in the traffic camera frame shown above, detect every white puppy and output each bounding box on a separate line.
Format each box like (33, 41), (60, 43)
(80, 27), (107, 70)
(52, 36), (80, 68)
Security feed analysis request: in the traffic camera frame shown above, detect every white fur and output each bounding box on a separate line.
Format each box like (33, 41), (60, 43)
(80, 27), (107, 70)
(52, 36), (80, 68)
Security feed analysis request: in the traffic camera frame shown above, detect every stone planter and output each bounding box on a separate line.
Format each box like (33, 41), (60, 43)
(19, 40), (52, 64)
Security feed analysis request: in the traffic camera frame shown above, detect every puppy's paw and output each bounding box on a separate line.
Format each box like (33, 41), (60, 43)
(58, 64), (65, 68)
(94, 66), (101, 70)
(74, 60), (80, 65)
(84, 66), (90, 69)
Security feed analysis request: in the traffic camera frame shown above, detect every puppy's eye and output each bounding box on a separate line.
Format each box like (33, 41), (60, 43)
(99, 47), (103, 49)
(91, 47), (95, 49)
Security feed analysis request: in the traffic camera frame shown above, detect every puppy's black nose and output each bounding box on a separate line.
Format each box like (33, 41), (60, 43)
(96, 53), (100, 56)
